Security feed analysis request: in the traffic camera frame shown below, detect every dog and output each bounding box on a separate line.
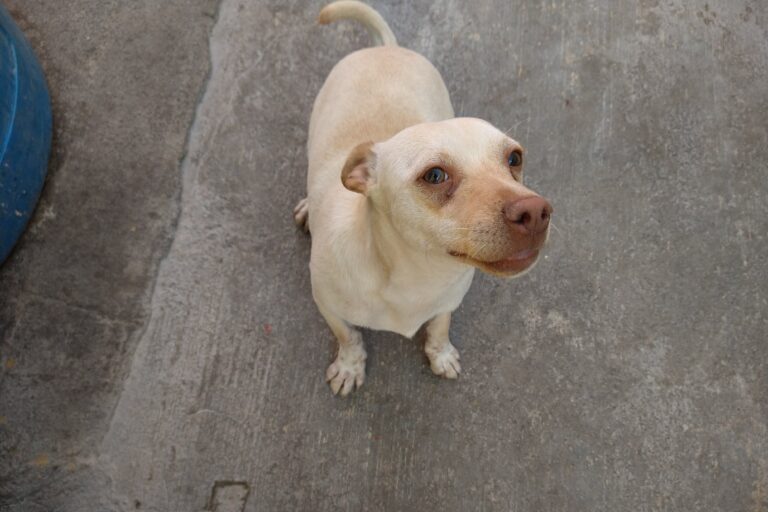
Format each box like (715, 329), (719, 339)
(294, 1), (552, 396)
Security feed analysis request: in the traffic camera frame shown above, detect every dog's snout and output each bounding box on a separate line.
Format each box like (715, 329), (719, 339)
(503, 197), (552, 234)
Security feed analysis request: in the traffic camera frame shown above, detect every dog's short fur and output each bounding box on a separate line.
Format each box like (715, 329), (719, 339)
(295, 1), (552, 396)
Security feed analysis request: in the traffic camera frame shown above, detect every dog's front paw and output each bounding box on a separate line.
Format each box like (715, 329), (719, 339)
(426, 342), (461, 379)
(326, 346), (366, 396)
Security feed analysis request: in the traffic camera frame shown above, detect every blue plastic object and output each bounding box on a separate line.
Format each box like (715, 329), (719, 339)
(0, 5), (52, 264)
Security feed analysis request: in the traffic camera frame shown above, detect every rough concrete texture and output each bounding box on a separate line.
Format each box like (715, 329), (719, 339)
(1, 0), (767, 511)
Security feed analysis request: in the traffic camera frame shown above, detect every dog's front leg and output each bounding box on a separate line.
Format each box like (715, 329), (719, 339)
(425, 312), (461, 379)
(318, 303), (366, 396)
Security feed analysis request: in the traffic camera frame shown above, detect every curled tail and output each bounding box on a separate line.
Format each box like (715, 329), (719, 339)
(318, 1), (398, 47)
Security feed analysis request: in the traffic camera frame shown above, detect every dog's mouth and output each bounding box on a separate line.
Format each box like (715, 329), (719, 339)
(449, 248), (541, 276)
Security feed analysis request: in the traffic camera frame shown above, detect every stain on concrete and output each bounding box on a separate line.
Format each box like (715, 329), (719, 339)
(206, 481), (250, 512)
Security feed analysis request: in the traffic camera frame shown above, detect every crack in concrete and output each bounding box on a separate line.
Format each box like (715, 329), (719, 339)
(95, 0), (227, 500)
(13, 290), (143, 327)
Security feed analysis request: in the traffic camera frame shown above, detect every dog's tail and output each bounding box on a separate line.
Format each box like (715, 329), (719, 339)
(318, 1), (398, 47)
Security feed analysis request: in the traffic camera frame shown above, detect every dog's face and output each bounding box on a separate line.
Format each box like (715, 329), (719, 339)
(341, 117), (552, 277)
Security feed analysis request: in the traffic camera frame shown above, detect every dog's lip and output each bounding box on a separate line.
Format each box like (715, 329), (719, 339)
(500, 248), (538, 261)
(449, 248), (540, 274)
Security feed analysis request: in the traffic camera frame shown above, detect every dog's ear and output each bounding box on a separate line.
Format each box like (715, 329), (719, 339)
(341, 141), (375, 195)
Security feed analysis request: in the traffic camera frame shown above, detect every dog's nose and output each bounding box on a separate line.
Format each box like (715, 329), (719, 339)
(503, 196), (552, 234)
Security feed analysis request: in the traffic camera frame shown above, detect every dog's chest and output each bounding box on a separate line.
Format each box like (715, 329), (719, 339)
(347, 269), (474, 337)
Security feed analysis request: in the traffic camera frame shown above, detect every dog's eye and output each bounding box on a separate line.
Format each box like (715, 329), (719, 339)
(423, 167), (449, 184)
(508, 150), (523, 168)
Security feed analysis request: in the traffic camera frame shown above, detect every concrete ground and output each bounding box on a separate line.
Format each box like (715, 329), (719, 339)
(1, 0), (766, 510)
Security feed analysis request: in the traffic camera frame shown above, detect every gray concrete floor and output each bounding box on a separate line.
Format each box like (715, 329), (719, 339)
(1, 1), (767, 511)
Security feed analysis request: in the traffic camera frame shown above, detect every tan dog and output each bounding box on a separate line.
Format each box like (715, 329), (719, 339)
(294, 1), (552, 396)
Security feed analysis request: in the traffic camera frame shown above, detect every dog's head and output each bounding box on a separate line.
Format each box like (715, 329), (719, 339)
(341, 117), (552, 277)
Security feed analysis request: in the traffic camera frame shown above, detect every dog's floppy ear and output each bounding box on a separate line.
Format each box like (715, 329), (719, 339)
(341, 141), (375, 195)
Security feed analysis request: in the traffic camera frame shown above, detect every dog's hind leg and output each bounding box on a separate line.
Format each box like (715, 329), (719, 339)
(317, 303), (366, 396)
(293, 197), (309, 232)
(425, 312), (461, 379)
